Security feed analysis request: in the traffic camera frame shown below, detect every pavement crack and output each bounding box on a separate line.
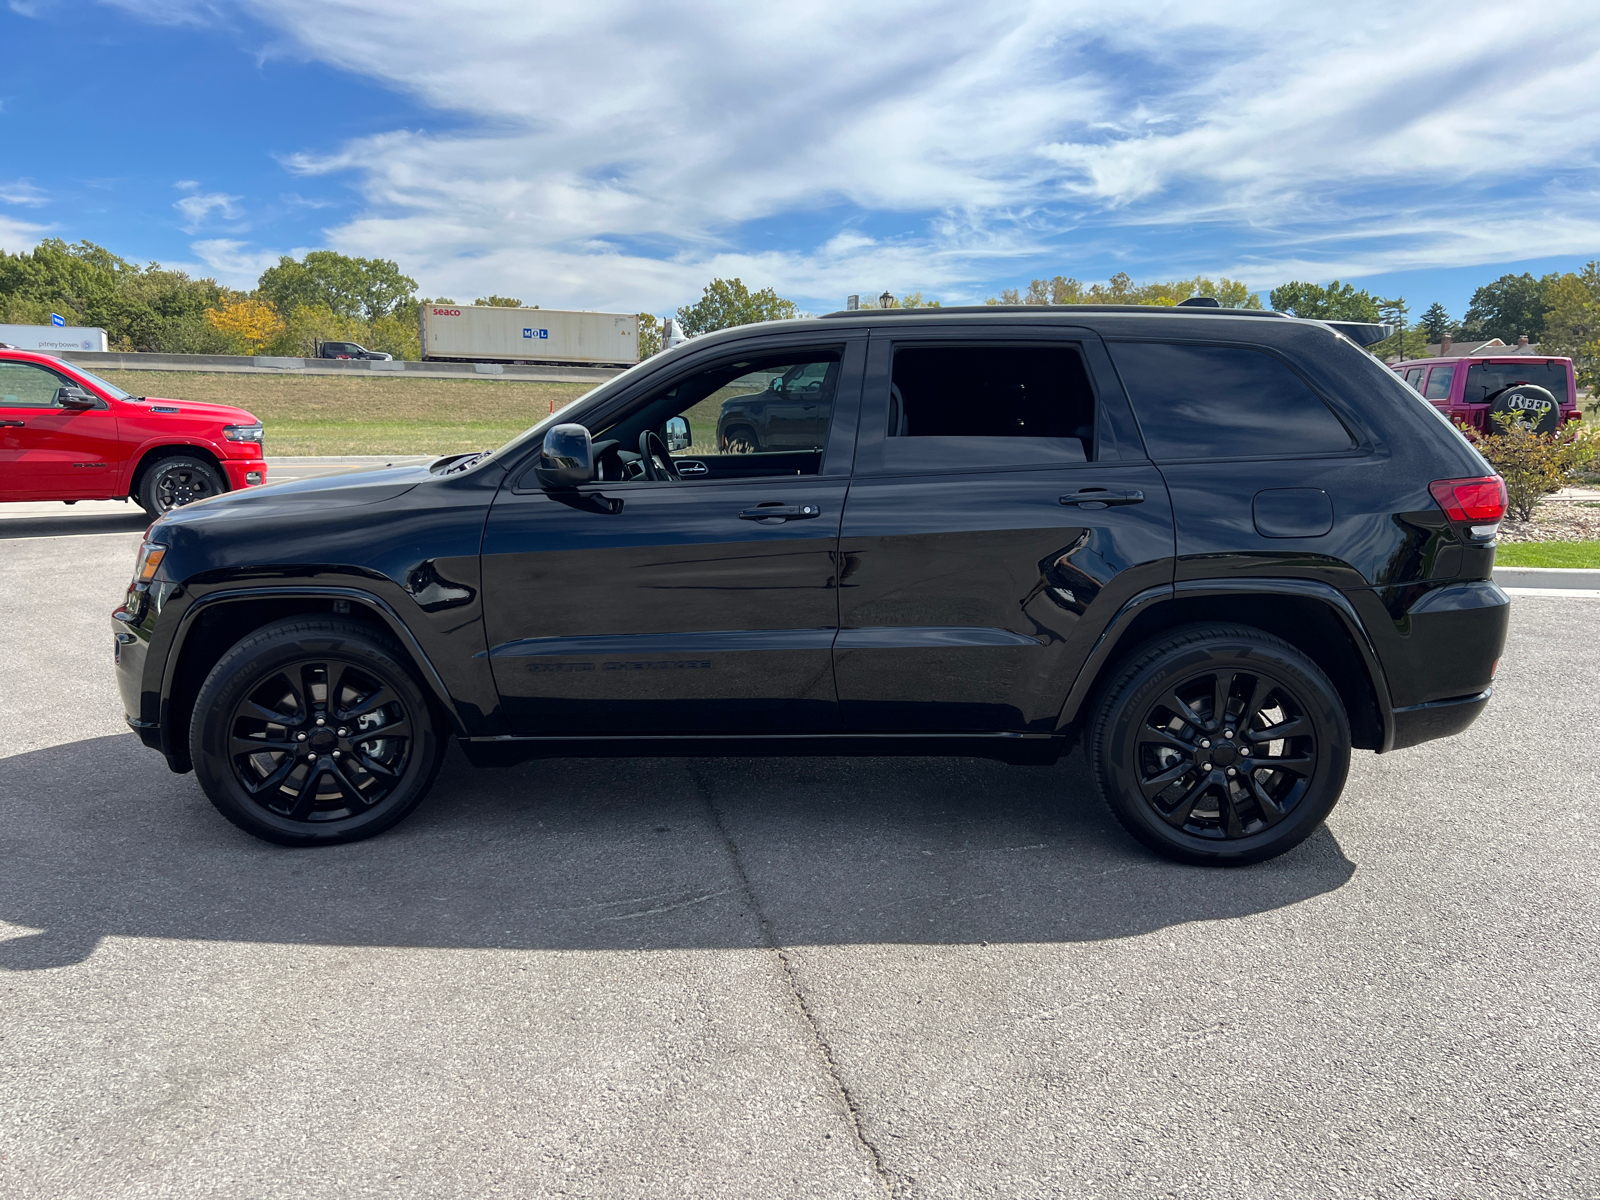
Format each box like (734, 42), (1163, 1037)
(687, 763), (902, 1199)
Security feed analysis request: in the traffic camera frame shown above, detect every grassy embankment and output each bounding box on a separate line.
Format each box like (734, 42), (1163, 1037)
(1494, 541), (1600, 568)
(105, 371), (595, 456)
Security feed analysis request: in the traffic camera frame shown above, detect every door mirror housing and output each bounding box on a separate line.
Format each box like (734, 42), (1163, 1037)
(664, 415), (691, 452)
(534, 423), (595, 488)
(57, 386), (97, 410)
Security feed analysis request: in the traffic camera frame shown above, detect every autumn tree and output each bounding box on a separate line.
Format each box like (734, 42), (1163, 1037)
(205, 296), (285, 353)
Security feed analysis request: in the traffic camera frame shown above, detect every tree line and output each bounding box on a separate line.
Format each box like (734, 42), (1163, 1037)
(3, 238), (1596, 385)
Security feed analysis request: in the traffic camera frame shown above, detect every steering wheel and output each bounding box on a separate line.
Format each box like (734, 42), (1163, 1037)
(638, 430), (681, 483)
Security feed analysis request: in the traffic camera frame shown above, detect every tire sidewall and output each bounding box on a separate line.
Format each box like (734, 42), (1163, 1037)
(191, 625), (441, 845)
(1098, 637), (1350, 866)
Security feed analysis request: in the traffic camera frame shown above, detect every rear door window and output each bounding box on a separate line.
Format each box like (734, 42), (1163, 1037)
(1109, 342), (1354, 461)
(1423, 364), (1455, 400)
(882, 344), (1093, 469)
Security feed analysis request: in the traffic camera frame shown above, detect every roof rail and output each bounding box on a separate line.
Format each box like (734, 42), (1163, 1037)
(817, 304), (1290, 319)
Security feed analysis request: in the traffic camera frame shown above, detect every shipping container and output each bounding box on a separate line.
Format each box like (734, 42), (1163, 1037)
(420, 305), (639, 366)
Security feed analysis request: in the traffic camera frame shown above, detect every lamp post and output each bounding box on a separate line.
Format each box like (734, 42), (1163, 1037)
(879, 290), (894, 310)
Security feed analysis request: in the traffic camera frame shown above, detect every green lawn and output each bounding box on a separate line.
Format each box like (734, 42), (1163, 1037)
(98, 370), (594, 456)
(1495, 541), (1600, 568)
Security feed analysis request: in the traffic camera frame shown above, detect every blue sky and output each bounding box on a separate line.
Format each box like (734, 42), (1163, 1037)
(3, 0), (1599, 323)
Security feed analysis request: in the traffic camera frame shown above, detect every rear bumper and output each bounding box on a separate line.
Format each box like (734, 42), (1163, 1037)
(220, 458), (267, 490)
(1390, 688), (1492, 751)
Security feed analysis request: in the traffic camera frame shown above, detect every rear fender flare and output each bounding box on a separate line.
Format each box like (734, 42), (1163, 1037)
(1056, 578), (1396, 752)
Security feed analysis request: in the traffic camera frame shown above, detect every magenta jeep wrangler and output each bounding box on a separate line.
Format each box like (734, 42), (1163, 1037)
(1393, 353), (1580, 433)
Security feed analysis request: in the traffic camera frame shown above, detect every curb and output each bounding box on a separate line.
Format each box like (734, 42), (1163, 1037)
(1494, 565), (1600, 598)
(1493, 566), (1600, 590)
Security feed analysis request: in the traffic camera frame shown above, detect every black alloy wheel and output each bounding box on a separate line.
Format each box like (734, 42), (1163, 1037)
(190, 618), (443, 845)
(139, 455), (224, 517)
(1091, 624), (1350, 866)
(722, 427), (757, 454)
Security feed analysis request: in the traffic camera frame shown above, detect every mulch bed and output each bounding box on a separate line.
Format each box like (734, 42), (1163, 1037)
(1498, 501), (1600, 543)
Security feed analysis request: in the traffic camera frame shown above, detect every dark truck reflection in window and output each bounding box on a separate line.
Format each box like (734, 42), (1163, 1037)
(716, 360), (838, 453)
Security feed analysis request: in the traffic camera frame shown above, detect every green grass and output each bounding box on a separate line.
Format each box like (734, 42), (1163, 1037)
(1495, 541), (1600, 568)
(98, 370), (594, 456)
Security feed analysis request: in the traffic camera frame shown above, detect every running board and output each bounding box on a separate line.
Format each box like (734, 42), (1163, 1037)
(459, 730), (1063, 767)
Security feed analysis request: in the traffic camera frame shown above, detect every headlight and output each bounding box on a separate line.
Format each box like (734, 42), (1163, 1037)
(224, 423), (264, 444)
(132, 540), (168, 583)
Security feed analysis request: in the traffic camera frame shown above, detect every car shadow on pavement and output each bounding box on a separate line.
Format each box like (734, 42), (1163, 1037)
(0, 734), (1355, 970)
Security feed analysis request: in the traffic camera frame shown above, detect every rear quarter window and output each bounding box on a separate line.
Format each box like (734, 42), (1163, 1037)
(1108, 342), (1355, 461)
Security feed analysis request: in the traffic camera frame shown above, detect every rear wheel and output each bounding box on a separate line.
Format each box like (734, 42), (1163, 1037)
(138, 455), (225, 517)
(189, 617), (444, 846)
(1089, 624), (1350, 866)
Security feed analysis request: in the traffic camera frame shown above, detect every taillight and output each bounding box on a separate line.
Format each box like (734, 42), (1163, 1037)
(1429, 475), (1507, 538)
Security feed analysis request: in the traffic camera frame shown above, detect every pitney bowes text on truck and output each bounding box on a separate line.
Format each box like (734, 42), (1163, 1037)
(419, 305), (640, 367)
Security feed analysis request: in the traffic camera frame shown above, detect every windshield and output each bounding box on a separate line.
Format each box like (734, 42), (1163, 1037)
(69, 366), (131, 401)
(1463, 360), (1570, 404)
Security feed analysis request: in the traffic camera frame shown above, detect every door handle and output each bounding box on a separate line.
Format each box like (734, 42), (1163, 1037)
(1060, 487), (1143, 509)
(0, 420), (24, 427)
(739, 503), (821, 522)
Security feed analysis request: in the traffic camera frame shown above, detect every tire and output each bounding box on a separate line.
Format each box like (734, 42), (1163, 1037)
(189, 617), (445, 846)
(138, 454), (225, 517)
(1089, 624), (1350, 866)
(722, 426), (758, 454)
(1488, 384), (1559, 433)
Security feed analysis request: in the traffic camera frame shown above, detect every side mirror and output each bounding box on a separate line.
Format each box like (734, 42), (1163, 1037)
(664, 415), (691, 452)
(534, 423), (595, 488)
(58, 386), (97, 410)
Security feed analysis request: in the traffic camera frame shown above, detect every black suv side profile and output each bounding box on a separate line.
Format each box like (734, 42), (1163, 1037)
(114, 306), (1511, 865)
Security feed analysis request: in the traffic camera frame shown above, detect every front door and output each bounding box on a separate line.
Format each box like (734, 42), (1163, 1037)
(481, 340), (863, 736)
(0, 360), (120, 500)
(834, 330), (1176, 732)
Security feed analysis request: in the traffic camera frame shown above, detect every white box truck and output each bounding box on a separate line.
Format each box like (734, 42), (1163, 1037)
(420, 305), (639, 366)
(0, 322), (109, 353)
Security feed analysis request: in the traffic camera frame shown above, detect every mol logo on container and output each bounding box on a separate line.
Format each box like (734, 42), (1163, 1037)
(432, 308), (462, 317)
(523, 328), (549, 339)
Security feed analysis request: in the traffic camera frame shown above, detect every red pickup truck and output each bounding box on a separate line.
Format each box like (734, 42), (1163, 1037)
(0, 348), (267, 516)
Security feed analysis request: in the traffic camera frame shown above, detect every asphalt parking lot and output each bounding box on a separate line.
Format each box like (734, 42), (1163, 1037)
(2, 499), (1597, 1199)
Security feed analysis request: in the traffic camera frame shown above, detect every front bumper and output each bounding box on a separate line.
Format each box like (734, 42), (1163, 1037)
(220, 457), (268, 490)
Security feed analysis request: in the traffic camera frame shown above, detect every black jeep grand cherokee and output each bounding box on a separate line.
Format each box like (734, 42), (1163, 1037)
(114, 304), (1511, 865)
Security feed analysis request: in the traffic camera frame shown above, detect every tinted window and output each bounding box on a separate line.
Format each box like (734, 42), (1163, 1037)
(0, 362), (74, 408)
(1109, 342), (1354, 461)
(1463, 360), (1569, 404)
(883, 345), (1092, 469)
(1403, 367), (1424, 391)
(1423, 364), (1455, 400)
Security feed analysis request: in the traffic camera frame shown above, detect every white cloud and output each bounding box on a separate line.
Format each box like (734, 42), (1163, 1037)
(173, 189), (243, 233)
(0, 214), (50, 253)
(110, 0), (1600, 307)
(0, 180), (48, 206)
(184, 238), (294, 287)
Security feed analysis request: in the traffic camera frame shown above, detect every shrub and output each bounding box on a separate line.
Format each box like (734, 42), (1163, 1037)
(1459, 416), (1598, 521)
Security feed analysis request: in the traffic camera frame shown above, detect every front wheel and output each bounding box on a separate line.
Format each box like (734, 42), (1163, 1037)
(1089, 624), (1350, 866)
(138, 455), (225, 517)
(189, 617), (445, 846)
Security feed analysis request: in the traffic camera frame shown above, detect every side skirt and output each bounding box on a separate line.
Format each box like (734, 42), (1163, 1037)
(459, 731), (1065, 767)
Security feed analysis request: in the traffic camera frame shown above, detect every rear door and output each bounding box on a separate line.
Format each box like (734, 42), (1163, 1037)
(833, 327), (1175, 732)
